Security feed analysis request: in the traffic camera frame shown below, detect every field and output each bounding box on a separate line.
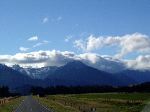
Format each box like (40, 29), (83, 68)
(36, 93), (150, 112)
(0, 97), (23, 112)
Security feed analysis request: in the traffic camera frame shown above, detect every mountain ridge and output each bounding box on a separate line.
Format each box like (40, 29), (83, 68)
(0, 61), (150, 93)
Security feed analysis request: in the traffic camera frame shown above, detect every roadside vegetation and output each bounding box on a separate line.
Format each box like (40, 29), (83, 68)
(0, 97), (23, 112)
(36, 93), (150, 112)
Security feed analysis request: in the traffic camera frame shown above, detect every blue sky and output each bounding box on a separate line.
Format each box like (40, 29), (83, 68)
(0, 0), (150, 60)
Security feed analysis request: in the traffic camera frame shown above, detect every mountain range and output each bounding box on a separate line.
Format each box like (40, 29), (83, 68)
(0, 61), (150, 93)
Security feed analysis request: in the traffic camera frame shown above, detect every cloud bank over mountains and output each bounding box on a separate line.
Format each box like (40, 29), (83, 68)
(0, 50), (149, 72)
(0, 33), (150, 72)
(126, 55), (150, 70)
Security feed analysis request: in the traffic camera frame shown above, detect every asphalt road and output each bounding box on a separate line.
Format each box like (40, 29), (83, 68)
(14, 96), (52, 112)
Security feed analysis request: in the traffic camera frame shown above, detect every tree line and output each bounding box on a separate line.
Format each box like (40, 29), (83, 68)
(0, 86), (19, 98)
(1, 82), (150, 97)
(0, 86), (10, 97)
(31, 82), (150, 96)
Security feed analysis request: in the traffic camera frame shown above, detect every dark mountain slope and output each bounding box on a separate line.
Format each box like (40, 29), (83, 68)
(119, 70), (150, 83)
(0, 64), (32, 89)
(46, 61), (132, 86)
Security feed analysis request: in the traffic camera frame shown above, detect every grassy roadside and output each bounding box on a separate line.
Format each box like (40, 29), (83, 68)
(0, 97), (23, 112)
(35, 96), (79, 112)
(69, 93), (150, 100)
(35, 93), (150, 112)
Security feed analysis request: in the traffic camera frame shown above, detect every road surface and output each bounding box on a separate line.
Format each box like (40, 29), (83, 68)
(14, 96), (52, 112)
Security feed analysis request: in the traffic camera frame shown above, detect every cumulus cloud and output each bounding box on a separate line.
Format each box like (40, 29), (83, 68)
(33, 40), (49, 48)
(74, 35), (120, 52)
(19, 47), (29, 52)
(74, 33), (150, 58)
(28, 36), (38, 41)
(116, 33), (150, 58)
(42, 17), (49, 23)
(0, 50), (75, 68)
(78, 53), (100, 64)
(126, 55), (150, 70)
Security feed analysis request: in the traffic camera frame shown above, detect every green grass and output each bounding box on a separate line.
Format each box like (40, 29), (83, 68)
(35, 93), (150, 112)
(35, 96), (79, 112)
(69, 93), (150, 100)
(0, 97), (23, 112)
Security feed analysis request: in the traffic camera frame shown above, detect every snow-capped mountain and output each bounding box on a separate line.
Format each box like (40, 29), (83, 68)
(76, 53), (127, 73)
(81, 57), (126, 73)
(0, 64), (32, 89)
(0, 61), (150, 94)
(12, 65), (58, 79)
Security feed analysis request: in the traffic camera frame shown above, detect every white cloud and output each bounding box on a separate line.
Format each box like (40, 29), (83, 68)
(0, 50), (149, 71)
(78, 53), (100, 64)
(126, 55), (150, 70)
(74, 33), (150, 58)
(0, 50), (75, 68)
(33, 40), (49, 48)
(74, 39), (86, 51)
(0, 50), (125, 72)
(116, 33), (150, 58)
(1, 32), (150, 71)
(42, 17), (49, 23)
(77, 53), (126, 73)
(65, 35), (73, 42)
(28, 36), (38, 41)
(19, 47), (29, 52)
(74, 35), (120, 52)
